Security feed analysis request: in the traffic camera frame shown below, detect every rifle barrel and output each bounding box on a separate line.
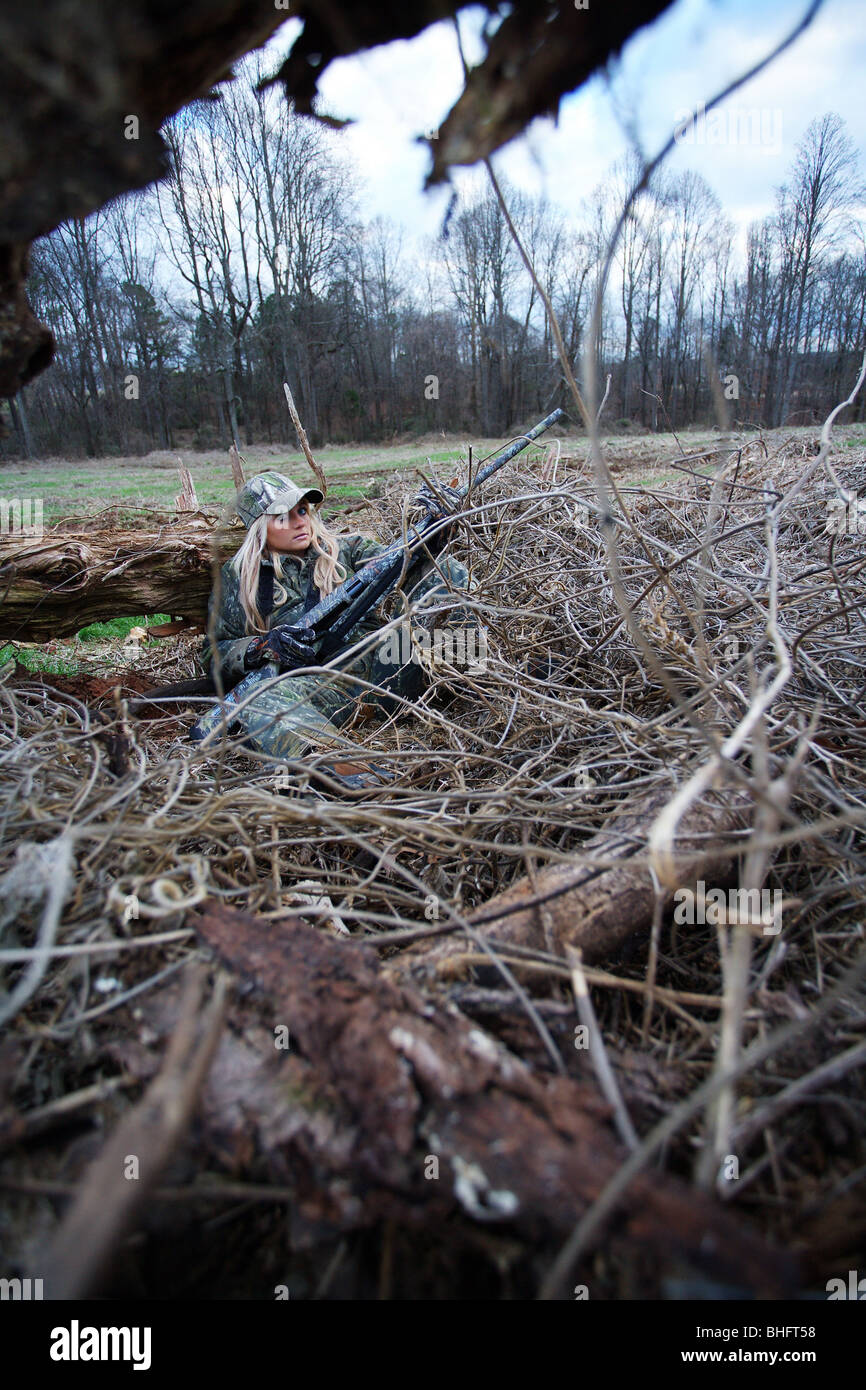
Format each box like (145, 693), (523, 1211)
(304, 406), (567, 649)
(462, 407), (564, 496)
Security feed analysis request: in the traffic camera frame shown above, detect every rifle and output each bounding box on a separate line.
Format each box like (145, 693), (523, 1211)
(190, 407), (564, 745)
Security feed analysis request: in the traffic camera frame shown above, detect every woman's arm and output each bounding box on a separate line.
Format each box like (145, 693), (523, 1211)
(199, 562), (253, 686)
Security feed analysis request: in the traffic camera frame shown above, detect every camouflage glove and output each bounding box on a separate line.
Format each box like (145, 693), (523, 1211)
(411, 481), (462, 552)
(244, 626), (316, 672)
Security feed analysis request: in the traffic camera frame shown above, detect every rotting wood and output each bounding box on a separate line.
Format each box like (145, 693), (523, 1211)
(0, 524), (239, 641)
(397, 787), (750, 984)
(86, 900), (799, 1295)
(174, 463), (199, 512)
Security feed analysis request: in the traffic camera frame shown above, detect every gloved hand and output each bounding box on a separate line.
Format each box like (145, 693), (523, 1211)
(244, 625), (317, 672)
(411, 481), (462, 553)
(412, 480), (463, 521)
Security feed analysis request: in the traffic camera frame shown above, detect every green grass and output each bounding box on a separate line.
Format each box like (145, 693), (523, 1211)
(628, 472), (683, 487)
(3, 425), (862, 526)
(323, 483), (368, 501)
(77, 614), (170, 641)
(0, 439), (507, 523)
(3, 614), (171, 676)
(0, 644), (79, 676)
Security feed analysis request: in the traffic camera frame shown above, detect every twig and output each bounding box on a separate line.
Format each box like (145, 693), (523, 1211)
(568, 947), (639, 1151)
(732, 1036), (866, 1152)
(38, 964), (228, 1299)
(283, 381), (327, 498)
(0, 835), (73, 1028)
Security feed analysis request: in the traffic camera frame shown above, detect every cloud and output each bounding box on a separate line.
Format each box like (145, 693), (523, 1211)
(262, 0), (865, 263)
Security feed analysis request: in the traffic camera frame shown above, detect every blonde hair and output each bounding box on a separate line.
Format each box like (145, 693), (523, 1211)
(233, 506), (348, 634)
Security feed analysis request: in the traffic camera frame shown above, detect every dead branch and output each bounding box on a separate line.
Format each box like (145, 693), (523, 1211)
(284, 381), (327, 498)
(174, 463), (199, 512)
(400, 786), (749, 985)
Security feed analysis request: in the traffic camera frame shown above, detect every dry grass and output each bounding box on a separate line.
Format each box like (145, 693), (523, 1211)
(2, 423), (865, 1295)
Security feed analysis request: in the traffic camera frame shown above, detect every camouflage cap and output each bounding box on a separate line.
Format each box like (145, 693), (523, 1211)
(236, 472), (324, 529)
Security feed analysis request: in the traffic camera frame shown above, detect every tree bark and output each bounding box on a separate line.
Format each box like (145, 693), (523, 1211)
(92, 900), (796, 1299)
(399, 787), (749, 985)
(0, 523), (238, 641)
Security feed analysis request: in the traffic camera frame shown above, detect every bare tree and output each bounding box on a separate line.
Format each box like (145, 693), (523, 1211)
(773, 113), (862, 425)
(662, 171), (720, 429)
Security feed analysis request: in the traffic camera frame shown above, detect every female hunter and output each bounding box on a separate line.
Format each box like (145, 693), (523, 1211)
(195, 471), (469, 788)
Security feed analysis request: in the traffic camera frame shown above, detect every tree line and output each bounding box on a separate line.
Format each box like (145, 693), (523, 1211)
(3, 57), (863, 460)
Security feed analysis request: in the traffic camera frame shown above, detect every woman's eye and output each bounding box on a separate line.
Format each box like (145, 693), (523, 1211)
(297, 505), (308, 517)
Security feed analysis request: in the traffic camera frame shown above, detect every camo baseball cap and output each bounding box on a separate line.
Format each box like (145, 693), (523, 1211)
(236, 472), (324, 529)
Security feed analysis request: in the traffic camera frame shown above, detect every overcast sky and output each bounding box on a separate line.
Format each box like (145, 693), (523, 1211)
(260, 0), (866, 256)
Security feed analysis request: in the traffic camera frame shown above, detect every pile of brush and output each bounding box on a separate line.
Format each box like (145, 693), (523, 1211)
(1, 428), (864, 1299)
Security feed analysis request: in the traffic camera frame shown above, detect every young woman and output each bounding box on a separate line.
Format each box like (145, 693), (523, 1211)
(196, 471), (470, 784)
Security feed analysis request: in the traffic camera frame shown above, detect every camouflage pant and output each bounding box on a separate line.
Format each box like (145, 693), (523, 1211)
(231, 558), (473, 762)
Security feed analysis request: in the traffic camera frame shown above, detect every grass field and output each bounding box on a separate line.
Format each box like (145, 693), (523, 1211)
(2, 424), (863, 526)
(2, 424), (843, 524)
(3, 422), (863, 676)
(0, 437), (512, 525)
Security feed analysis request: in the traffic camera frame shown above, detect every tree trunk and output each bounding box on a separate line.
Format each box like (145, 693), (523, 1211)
(85, 901), (796, 1300)
(0, 523), (239, 641)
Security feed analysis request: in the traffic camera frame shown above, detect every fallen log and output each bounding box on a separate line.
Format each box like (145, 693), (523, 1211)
(89, 901), (796, 1298)
(398, 786), (750, 984)
(0, 523), (239, 641)
(0, 495), (378, 643)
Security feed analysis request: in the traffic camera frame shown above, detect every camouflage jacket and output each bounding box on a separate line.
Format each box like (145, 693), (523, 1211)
(201, 534), (411, 686)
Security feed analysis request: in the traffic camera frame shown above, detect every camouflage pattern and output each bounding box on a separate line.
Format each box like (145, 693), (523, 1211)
(235, 472), (324, 529)
(199, 537), (473, 762)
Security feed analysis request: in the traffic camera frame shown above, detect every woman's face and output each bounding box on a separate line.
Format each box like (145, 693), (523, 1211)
(266, 502), (313, 554)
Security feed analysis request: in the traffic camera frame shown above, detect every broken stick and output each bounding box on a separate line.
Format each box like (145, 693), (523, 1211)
(284, 381), (327, 498)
